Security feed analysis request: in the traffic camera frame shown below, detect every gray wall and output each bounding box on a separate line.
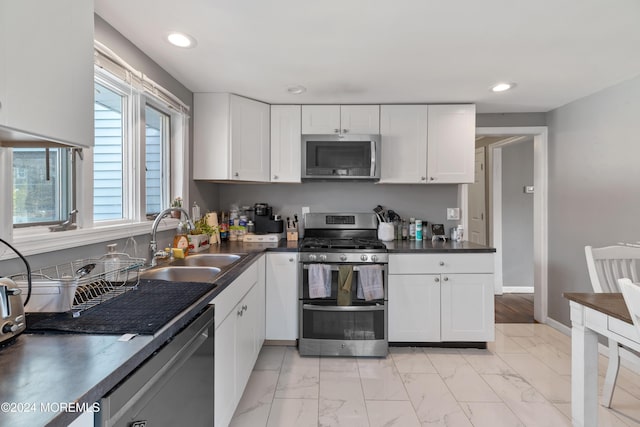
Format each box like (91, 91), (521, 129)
(477, 113), (546, 128)
(501, 139), (534, 288)
(547, 74), (640, 325)
(217, 182), (459, 234)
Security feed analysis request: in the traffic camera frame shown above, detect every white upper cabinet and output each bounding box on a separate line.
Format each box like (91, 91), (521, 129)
(340, 105), (380, 134)
(426, 104), (476, 183)
(379, 105), (429, 183)
(0, 0), (94, 147)
(301, 105), (379, 134)
(380, 104), (475, 184)
(194, 93), (270, 182)
(270, 105), (301, 183)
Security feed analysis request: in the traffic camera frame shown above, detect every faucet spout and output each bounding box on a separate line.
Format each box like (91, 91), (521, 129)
(149, 207), (194, 266)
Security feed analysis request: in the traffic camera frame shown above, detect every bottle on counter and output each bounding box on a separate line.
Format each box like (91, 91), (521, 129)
(401, 220), (408, 240)
(415, 219), (423, 241)
(104, 243), (121, 282)
(219, 211), (229, 241)
(173, 221), (190, 255)
(246, 220), (255, 234)
(191, 201), (201, 221)
(409, 218), (416, 240)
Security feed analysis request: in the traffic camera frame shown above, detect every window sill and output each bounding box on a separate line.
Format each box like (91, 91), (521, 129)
(2, 220), (181, 260)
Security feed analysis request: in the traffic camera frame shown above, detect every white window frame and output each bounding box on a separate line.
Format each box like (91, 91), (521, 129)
(0, 43), (190, 260)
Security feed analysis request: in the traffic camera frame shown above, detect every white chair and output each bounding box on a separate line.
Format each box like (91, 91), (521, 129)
(585, 245), (640, 407)
(619, 278), (640, 331)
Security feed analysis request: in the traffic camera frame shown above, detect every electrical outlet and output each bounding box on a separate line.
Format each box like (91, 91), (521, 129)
(447, 208), (460, 220)
(301, 206), (310, 216)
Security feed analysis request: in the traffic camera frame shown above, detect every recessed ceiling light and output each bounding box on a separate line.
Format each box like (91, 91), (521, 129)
(167, 32), (197, 48)
(491, 82), (516, 92)
(287, 85), (306, 95)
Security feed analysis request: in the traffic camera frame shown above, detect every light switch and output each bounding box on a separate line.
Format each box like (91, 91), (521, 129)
(446, 208), (460, 220)
(524, 186), (534, 194)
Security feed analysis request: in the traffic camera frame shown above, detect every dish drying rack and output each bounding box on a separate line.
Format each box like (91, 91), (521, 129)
(12, 253), (145, 317)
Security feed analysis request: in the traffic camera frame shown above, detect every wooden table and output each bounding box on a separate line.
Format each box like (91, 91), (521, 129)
(564, 292), (639, 427)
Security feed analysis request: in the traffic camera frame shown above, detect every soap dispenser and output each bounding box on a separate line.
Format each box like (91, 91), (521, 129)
(173, 221), (190, 256)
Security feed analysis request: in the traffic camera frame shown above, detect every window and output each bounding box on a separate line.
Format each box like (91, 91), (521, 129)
(93, 82), (126, 221)
(4, 42), (189, 253)
(12, 148), (71, 226)
(145, 105), (170, 216)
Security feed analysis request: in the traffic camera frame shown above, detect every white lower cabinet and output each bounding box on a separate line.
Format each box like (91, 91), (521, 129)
(265, 253), (298, 340)
(214, 255), (265, 427)
(388, 253), (494, 342)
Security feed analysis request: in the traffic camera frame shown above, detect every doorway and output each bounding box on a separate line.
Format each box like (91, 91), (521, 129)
(461, 126), (548, 323)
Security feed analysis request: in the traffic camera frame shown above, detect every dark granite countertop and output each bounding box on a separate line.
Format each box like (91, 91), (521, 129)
(0, 237), (491, 426)
(384, 239), (496, 253)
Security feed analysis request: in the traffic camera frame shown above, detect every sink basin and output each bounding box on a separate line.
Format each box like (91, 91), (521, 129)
(171, 253), (242, 268)
(140, 266), (221, 282)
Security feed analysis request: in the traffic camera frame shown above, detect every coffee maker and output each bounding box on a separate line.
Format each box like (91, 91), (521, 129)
(254, 203), (283, 234)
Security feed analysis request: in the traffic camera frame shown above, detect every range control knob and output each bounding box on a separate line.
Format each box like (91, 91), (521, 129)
(308, 254), (317, 262)
(371, 255), (378, 262)
(360, 254), (368, 262)
(340, 254), (347, 262)
(319, 255), (327, 262)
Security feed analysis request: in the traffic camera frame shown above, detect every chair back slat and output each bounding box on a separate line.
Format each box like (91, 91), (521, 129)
(586, 246), (640, 294)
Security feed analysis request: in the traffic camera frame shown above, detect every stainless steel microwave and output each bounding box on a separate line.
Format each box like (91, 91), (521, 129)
(301, 134), (381, 180)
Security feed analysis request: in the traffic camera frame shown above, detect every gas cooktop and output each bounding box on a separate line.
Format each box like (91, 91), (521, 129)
(299, 237), (387, 251)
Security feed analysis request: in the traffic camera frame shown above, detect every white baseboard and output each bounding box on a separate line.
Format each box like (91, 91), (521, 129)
(502, 286), (534, 293)
(545, 317), (571, 336)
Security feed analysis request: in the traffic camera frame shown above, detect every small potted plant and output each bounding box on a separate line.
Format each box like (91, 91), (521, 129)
(188, 216), (219, 252)
(170, 197), (182, 218)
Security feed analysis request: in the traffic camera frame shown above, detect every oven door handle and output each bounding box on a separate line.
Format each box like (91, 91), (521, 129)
(302, 265), (386, 272)
(303, 303), (384, 312)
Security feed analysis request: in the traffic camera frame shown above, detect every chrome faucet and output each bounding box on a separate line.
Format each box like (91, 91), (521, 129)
(149, 207), (195, 267)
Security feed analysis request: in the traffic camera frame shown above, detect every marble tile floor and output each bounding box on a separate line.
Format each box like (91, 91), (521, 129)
(229, 323), (640, 427)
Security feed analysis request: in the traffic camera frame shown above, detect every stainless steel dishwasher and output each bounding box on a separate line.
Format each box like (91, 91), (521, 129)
(96, 305), (214, 427)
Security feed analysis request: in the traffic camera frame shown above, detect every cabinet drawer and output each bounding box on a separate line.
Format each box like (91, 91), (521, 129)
(389, 253), (494, 274)
(608, 317), (640, 346)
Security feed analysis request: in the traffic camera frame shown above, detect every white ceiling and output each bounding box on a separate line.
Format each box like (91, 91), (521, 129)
(95, 0), (640, 113)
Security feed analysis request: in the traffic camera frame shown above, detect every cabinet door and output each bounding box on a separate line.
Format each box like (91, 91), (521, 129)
(379, 105), (428, 183)
(230, 95), (270, 181)
(1, 0), (94, 147)
(340, 105), (380, 134)
(388, 274), (440, 342)
(301, 105), (340, 134)
(426, 105), (476, 183)
(236, 290), (256, 392)
(214, 312), (237, 427)
(440, 274), (494, 341)
(266, 253), (298, 340)
(270, 105), (301, 182)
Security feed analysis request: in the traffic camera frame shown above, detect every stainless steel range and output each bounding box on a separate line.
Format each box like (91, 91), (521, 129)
(298, 213), (388, 357)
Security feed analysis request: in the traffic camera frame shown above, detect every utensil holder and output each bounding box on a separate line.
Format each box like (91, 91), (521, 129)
(287, 229), (299, 241)
(378, 222), (395, 242)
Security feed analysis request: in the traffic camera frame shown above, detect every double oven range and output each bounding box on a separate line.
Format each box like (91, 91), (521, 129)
(298, 213), (388, 357)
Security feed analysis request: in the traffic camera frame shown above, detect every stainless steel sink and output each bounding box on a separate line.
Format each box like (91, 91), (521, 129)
(171, 253), (242, 268)
(140, 266), (221, 282)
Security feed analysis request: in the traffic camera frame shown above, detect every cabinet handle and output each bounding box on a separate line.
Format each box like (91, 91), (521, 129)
(434, 277), (440, 282)
(289, 258), (294, 262)
(439, 261), (444, 266)
(342, 129), (348, 134)
(273, 175), (278, 180)
(242, 304), (248, 312)
(443, 276), (449, 282)
(334, 128), (340, 133)
(237, 310), (243, 317)
(234, 172), (239, 177)
(421, 176), (426, 181)
(430, 177), (435, 181)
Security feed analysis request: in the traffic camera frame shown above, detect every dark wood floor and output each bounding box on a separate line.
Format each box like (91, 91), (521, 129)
(495, 293), (535, 323)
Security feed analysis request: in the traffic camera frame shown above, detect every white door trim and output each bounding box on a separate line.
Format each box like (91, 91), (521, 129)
(469, 126), (548, 323)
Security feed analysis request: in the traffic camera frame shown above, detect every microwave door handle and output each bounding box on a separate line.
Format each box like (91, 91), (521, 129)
(370, 140), (376, 176)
